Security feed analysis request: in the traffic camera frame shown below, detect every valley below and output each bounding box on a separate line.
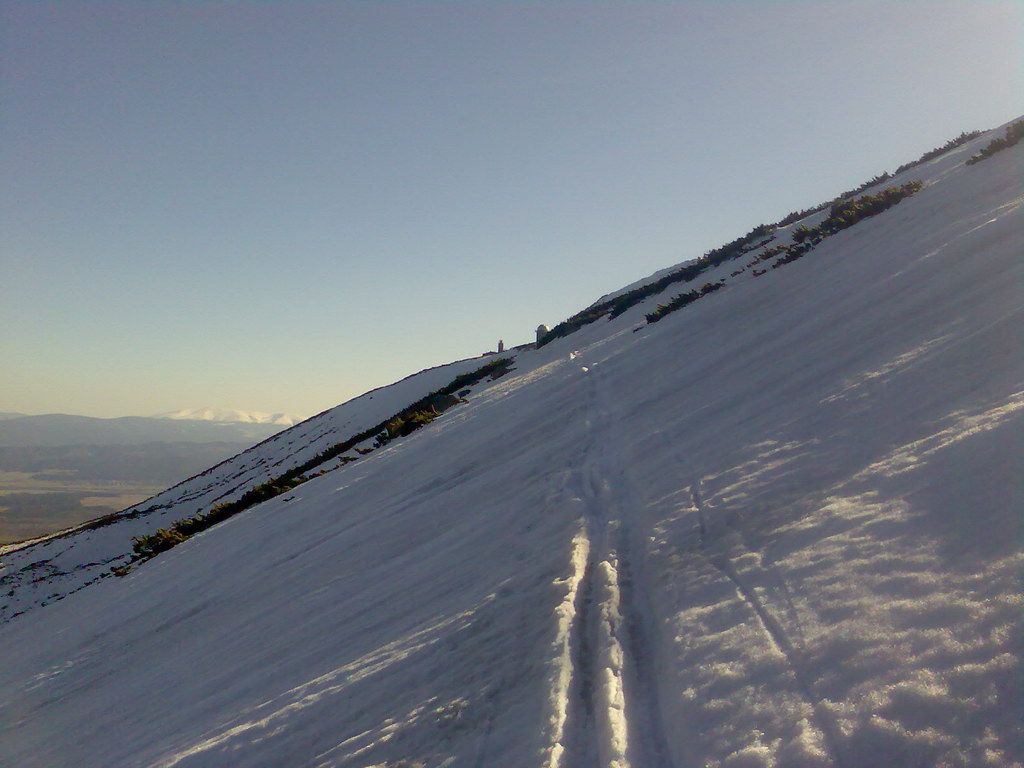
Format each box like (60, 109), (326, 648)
(0, 471), (163, 545)
(0, 442), (255, 544)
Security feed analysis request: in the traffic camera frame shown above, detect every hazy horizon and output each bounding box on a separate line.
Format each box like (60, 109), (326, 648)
(3, 0), (1022, 418)
(0, 407), (304, 421)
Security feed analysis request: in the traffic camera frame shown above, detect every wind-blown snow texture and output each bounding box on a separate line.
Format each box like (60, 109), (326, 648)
(1, 122), (1021, 768)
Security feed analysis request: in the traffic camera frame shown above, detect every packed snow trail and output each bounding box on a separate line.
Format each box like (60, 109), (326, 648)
(554, 351), (674, 768)
(553, 355), (628, 768)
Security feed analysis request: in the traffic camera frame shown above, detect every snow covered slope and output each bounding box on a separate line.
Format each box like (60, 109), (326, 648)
(1, 122), (1021, 768)
(0, 354), (501, 616)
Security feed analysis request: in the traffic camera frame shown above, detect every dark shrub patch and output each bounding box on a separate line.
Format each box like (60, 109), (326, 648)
(764, 181), (923, 272)
(819, 181), (924, 235)
(791, 225), (814, 243)
(775, 129), (979, 229)
(965, 121), (1024, 165)
(538, 225), (774, 347)
(122, 357), (515, 568)
(893, 130), (982, 174)
(645, 281), (724, 324)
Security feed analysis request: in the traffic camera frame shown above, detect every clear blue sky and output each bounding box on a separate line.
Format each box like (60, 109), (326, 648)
(3, 0), (1021, 419)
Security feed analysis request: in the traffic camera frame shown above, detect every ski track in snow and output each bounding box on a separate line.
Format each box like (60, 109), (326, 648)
(690, 482), (846, 768)
(553, 352), (674, 768)
(654, 419), (846, 767)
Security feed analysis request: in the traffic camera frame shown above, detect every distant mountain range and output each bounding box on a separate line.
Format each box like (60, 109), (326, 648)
(153, 408), (299, 426)
(0, 412), (292, 447)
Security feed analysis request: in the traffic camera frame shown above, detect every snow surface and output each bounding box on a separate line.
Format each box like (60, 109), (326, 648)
(0, 354), (498, 593)
(0, 122), (1021, 768)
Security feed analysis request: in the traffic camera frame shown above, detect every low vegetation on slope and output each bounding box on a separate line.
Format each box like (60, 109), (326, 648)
(644, 280), (725, 323)
(123, 356), (514, 570)
(646, 181), (924, 322)
(966, 119), (1024, 165)
(540, 127), (985, 345)
(774, 129), (980, 227)
(537, 225), (774, 346)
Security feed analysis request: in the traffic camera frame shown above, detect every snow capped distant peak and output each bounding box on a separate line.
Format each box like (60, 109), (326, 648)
(154, 408), (300, 426)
